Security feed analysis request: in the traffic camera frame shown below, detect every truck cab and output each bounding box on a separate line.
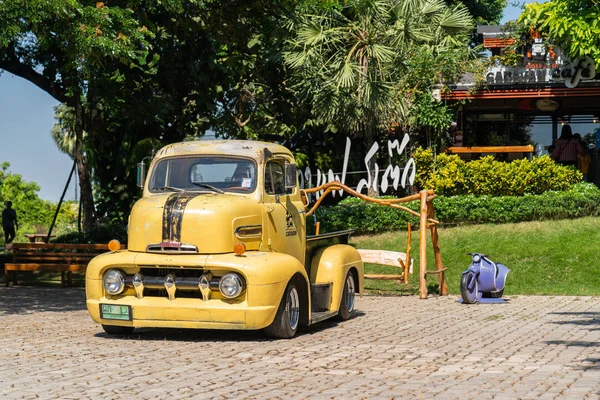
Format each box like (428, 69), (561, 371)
(86, 140), (363, 338)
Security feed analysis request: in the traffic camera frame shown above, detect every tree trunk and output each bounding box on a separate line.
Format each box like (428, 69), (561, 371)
(74, 94), (96, 232)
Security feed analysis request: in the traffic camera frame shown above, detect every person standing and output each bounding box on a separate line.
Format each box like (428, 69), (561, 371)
(2, 201), (18, 244)
(573, 133), (591, 181)
(552, 124), (585, 167)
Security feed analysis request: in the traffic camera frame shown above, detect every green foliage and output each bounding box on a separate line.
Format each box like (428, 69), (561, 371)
(519, 0), (600, 65)
(284, 0), (475, 141)
(412, 148), (582, 196)
(455, 0), (506, 25)
(314, 183), (600, 234)
(0, 163), (79, 246)
(312, 196), (420, 235)
(52, 224), (127, 245)
(0, 0), (157, 230)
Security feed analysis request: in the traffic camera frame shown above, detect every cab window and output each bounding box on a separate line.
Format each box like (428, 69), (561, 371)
(265, 160), (285, 195)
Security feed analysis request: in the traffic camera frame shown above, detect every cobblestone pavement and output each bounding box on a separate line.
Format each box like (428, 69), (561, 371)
(1, 287), (600, 399)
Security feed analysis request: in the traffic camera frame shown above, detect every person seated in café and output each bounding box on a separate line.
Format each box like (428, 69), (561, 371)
(573, 133), (591, 180)
(552, 124), (585, 167)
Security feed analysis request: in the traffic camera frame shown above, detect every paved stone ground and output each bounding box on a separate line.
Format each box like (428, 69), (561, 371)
(1, 287), (599, 399)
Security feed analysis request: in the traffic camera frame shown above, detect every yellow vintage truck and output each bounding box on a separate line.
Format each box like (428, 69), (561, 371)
(86, 140), (364, 338)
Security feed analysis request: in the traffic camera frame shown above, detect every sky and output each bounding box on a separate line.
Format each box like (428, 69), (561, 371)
(0, 2), (533, 203)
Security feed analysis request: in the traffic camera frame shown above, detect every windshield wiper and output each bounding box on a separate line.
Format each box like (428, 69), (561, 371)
(157, 186), (184, 192)
(191, 182), (224, 194)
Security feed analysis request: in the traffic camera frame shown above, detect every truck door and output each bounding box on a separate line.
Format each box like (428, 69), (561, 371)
(263, 157), (306, 265)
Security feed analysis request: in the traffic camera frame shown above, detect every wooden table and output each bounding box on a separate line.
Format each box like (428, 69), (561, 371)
(446, 145), (535, 154)
(24, 234), (55, 243)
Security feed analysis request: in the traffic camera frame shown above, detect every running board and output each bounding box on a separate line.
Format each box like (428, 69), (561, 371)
(310, 310), (338, 324)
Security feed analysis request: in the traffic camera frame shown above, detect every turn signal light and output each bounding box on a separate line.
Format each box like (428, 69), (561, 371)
(108, 239), (121, 252)
(233, 242), (246, 256)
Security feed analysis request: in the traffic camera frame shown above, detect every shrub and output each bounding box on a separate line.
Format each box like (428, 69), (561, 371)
(314, 183), (600, 234)
(52, 224), (127, 244)
(412, 148), (582, 196)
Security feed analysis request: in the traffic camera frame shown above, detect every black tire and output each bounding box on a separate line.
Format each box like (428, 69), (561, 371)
(264, 281), (300, 339)
(102, 325), (134, 335)
(337, 271), (356, 321)
(460, 271), (478, 304)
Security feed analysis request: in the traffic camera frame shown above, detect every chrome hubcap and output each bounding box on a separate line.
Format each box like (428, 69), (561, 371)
(287, 287), (300, 331)
(345, 275), (355, 312)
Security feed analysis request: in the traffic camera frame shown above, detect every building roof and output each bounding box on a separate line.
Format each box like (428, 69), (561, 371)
(477, 25), (511, 37)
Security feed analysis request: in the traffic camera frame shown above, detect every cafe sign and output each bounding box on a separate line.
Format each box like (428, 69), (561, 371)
(485, 56), (596, 88)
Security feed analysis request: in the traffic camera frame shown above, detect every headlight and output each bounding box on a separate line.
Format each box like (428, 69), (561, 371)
(472, 254), (481, 263)
(219, 273), (244, 298)
(103, 269), (125, 295)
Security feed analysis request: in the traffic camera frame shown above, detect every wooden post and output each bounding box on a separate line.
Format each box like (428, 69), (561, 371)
(405, 223), (411, 284)
(419, 190), (428, 299)
(428, 200), (447, 296)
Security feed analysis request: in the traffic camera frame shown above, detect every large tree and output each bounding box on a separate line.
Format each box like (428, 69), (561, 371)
(519, 0), (600, 65)
(456, 0), (506, 25)
(0, 0), (152, 231)
(284, 0), (474, 191)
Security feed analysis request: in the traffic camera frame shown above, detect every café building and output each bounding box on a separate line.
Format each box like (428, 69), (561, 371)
(443, 25), (600, 181)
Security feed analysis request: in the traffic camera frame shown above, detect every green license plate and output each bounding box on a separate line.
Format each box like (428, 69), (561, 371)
(100, 304), (132, 321)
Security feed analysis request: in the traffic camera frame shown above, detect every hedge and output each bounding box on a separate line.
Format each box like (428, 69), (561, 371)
(313, 183), (600, 235)
(412, 148), (582, 196)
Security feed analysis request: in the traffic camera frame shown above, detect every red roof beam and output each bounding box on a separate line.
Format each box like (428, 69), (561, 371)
(483, 38), (516, 48)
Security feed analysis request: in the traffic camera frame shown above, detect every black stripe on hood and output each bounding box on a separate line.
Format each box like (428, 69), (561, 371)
(162, 193), (201, 242)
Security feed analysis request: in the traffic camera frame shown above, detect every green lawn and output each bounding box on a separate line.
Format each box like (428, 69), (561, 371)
(351, 216), (600, 296)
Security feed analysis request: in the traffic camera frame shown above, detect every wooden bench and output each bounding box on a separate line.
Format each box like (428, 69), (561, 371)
(4, 243), (119, 287)
(358, 223), (413, 284)
(358, 249), (413, 284)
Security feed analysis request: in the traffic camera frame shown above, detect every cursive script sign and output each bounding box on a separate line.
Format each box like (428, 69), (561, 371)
(299, 134), (416, 202)
(551, 56), (596, 88)
(485, 56), (597, 88)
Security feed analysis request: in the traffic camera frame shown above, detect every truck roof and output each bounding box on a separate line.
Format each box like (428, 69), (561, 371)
(154, 140), (293, 160)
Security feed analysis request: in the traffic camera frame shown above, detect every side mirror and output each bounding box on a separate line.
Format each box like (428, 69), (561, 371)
(136, 161), (146, 188)
(285, 163), (297, 190)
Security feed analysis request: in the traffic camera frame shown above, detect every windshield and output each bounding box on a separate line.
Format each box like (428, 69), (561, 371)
(149, 156), (257, 194)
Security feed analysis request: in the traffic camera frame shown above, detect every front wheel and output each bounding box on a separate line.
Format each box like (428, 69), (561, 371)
(102, 325), (134, 335)
(336, 271), (356, 321)
(264, 282), (300, 339)
(460, 271), (478, 304)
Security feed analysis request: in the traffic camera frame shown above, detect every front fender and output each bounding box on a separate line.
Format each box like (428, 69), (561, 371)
(310, 244), (364, 312)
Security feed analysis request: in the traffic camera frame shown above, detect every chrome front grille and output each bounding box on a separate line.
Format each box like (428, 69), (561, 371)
(146, 243), (199, 253)
(125, 268), (220, 301)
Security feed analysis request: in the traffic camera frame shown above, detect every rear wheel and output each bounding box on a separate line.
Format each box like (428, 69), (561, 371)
(102, 325), (134, 335)
(264, 282), (300, 339)
(460, 271), (478, 304)
(337, 271), (356, 321)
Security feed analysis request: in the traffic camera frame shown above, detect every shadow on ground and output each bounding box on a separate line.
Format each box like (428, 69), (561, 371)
(0, 286), (86, 315)
(94, 310), (366, 343)
(544, 311), (600, 372)
(550, 311), (600, 331)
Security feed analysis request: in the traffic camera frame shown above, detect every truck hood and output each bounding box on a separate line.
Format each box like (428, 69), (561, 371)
(128, 193), (263, 254)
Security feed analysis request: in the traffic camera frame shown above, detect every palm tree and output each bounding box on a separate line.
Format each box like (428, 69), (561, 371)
(284, 0), (474, 192)
(51, 104), (80, 160)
